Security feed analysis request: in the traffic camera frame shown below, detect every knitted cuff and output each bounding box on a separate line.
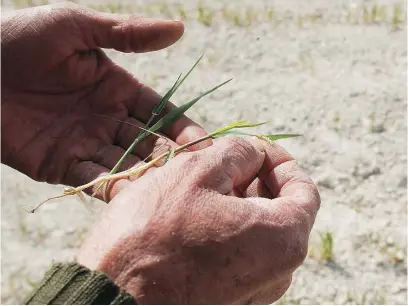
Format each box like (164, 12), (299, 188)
(24, 262), (136, 305)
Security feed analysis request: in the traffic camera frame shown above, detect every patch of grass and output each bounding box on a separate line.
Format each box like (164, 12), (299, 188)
(346, 290), (387, 304)
(232, 13), (244, 27)
(371, 4), (379, 23)
(391, 3), (404, 30)
(177, 4), (187, 21)
(9, 1), (405, 29)
(319, 231), (334, 261)
(266, 6), (275, 21)
(367, 111), (389, 133)
(197, 2), (214, 27)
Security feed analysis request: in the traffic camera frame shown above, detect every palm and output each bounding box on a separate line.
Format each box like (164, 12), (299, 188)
(1, 3), (206, 197)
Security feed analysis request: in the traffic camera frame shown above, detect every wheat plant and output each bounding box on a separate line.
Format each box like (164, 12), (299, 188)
(27, 56), (300, 213)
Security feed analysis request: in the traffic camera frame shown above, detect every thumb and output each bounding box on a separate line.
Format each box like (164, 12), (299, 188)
(75, 5), (184, 53)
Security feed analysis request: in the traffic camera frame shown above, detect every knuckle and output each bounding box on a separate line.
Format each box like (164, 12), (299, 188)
(221, 136), (257, 159)
(177, 151), (201, 167)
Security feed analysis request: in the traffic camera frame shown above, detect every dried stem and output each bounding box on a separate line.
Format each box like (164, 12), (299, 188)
(26, 132), (215, 213)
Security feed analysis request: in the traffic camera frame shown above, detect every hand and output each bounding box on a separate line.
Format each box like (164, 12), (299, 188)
(77, 136), (320, 304)
(1, 2), (210, 198)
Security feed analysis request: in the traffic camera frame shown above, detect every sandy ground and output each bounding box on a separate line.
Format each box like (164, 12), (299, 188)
(1, 0), (407, 304)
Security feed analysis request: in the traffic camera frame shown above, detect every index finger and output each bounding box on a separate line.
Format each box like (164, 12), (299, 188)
(255, 139), (321, 218)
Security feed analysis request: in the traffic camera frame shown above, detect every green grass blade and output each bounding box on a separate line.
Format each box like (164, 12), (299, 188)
(213, 121), (269, 135)
(148, 78), (233, 133)
(257, 134), (302, 143)
(109, 78), (232, 174)
(152, 73), (182, 115)
(172, 54), (204, 93)
(109, 56), (205, 175)
(154, 55), (204, 116)
(211, 130), (250, 138)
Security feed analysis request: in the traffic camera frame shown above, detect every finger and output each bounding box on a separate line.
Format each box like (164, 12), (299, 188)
(75, 5), (185, 52)
(63, 160), (139, 203)
(115, 117), (178, 164)
(92, 145), (145, 200)
(63, 160), (110, 200)
(128, 84), (212, 151)
(255, 139), (321, 219)
(241, 177), (273, 199)
(195, 136), (265, 194)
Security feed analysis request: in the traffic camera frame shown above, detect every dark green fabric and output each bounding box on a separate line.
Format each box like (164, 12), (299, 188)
(24, 262), (136, 305)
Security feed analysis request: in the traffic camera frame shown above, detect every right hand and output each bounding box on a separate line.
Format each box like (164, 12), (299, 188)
(77, 136), (320, 304)
(1, 2), (209, 197)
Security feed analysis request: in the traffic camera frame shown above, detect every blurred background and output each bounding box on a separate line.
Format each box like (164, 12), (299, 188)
(1, 0), (407, 304)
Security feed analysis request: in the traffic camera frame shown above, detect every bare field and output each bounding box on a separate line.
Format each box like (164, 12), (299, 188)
(1, 0), (407, 304)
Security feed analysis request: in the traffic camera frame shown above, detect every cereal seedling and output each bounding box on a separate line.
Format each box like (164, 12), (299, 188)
(371, 4), (379, 23)
(391, 3), (403, 30)
(28, 55), (301, 213)
(197, 3), (214, 27)
(266, 7), (275, 21)
(319, 231), (334, 261)
(177, 4), (187, 21)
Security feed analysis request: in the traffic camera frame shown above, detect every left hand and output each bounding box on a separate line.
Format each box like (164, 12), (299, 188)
(78, 136), (321, 304)
(1, 2), (211, 198)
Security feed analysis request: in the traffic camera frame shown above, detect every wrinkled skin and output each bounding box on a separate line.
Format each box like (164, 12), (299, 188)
(78, 136), (321, 304)
(1, 2), (210, 199)
(2, 3), (321, 304)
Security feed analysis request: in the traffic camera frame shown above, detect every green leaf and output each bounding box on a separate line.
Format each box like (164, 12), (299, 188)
(109, 78), (232, 174)
(152, 73), (182, 115)
(211, 131), (302, 144)
(257, 134), (302, 143)
(152, 55), (204, 116)
(172, 54), (204, 93)
(109, 56), (206, 175)
(212, 120), (269, 135)
(211, 130), (251, 138)
(148, 78), (233, 134)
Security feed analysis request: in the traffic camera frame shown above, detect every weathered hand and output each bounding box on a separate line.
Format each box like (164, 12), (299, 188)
(1, 2), (210, 198)
(77, 136), (320, 304)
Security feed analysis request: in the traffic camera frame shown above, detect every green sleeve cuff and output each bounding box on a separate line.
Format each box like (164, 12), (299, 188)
(24, 262), (136, 305)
